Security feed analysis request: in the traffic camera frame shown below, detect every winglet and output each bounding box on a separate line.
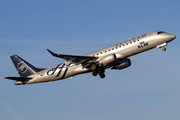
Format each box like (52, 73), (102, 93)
(47, 49), (60, 57)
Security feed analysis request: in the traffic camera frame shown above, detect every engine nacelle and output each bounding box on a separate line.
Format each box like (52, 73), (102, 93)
(111, 58), (131, 70)
(99, 53), (117, 67)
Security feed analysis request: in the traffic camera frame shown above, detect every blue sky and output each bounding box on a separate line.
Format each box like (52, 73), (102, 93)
(0, 0), (180, 120)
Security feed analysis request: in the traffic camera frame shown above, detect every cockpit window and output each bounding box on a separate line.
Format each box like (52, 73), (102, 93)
(157, 31), (164, 34)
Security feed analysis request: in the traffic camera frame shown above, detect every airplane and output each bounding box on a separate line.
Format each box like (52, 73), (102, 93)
(5, 31), (176, 85)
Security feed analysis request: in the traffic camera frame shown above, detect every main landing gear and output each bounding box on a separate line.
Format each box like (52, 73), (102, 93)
(92, 69), (105, 78)
(92, 71), (98, 76)
(157, 47), (166, 51)
(99, 69), (105, 78)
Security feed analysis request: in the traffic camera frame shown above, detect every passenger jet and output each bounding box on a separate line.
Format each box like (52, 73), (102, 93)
(5, 31), (176, 85)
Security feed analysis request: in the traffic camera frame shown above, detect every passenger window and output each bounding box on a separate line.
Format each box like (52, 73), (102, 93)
(133, 39), (136, 42)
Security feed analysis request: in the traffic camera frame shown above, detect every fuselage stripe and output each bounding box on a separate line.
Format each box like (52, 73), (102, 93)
(61, 62), (73, 79)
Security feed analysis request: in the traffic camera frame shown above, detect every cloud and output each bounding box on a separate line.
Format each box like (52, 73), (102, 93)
(0, 102), (25, 120)
(6, 108), (25, 120)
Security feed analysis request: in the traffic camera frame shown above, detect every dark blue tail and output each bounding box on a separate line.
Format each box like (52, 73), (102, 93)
(10, 55), (43, 77)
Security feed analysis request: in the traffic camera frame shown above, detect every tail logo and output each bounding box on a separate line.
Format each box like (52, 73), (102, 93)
(17, 61), (27, 73)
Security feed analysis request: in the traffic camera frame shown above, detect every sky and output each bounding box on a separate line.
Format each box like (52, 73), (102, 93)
(0, 0), (180, 120)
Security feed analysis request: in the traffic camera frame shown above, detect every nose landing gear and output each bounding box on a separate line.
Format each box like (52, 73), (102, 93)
(156, 43), (167, 51)
(162, 47), (166, 51)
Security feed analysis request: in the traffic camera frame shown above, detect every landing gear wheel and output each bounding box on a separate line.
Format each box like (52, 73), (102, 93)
(92, 71), (98, 76)
(99, 73), (105, 78)
(162, 48), (166, 51)
(99, 69), (105, 78)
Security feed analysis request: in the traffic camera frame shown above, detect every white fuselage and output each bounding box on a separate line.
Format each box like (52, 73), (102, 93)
(21, 31), (176, 84)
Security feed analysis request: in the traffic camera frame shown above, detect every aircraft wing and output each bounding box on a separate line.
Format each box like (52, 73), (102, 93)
(47, 49), (99, 67)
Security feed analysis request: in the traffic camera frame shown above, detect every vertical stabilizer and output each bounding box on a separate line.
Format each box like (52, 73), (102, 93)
(10, 55), (41, 77)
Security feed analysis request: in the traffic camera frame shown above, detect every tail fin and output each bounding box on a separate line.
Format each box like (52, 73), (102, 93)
(10, 55), (42, 77)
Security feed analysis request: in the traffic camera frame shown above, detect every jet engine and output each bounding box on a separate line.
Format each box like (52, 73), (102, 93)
(111, 58), (131, 70)
(99, 53), (117, 68)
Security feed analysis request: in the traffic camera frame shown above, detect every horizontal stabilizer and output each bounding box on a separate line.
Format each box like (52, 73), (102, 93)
(5, 77), (32, 81)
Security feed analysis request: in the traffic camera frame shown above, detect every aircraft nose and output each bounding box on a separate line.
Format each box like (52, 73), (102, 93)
(171, 34), (176, 39)
(168, 33), (176, 40)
